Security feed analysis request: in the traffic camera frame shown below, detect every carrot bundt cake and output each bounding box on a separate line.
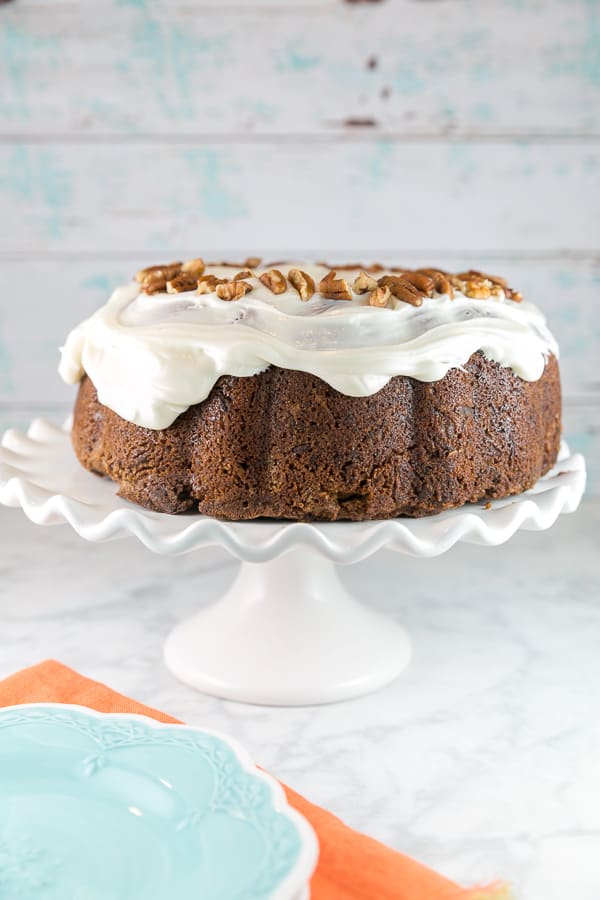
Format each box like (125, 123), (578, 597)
(59, 259), (561, 520)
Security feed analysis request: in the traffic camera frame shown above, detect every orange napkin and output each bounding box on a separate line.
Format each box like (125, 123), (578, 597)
(0, 661), (510, 900)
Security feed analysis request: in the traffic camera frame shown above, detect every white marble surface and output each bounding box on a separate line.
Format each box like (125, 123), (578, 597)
(0, 501), (599, 899)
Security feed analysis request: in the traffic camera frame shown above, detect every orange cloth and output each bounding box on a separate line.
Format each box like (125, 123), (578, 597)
(0, 661), (510, 900)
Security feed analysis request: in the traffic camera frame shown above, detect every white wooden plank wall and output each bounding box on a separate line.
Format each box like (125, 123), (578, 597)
(0, 0), (598, 490)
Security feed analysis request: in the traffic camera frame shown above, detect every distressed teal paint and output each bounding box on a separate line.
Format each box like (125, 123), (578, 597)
(471, 102), (494, 123)
(447, 144), (480, 181)
(275, 43), (320, 74)
(0, 147), (70, 240)
(128, 19), (227, 119)
(233, 97), (279, 126)
(86, 98), (138, 134)
(81, 275), (119, 294)
(468, 60), (496, 85)
(0, 23), (59, 119)
(556, 271), (579, 290)
(0, 344), (14, 397)
(353, 142), (395, 190)
(0, 310), (14, 397)
(80, 274), (130, 308)
(460, 29), (488, 52)
(393, 64), (425, 96)
(546, 0), (600, 87)
(183, 149), (248, 222)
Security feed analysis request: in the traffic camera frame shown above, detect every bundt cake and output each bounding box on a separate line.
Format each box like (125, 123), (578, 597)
(59, 260), (561, 521)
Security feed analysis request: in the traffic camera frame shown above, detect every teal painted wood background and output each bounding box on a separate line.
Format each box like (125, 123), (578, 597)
(0, 0), (598, 489)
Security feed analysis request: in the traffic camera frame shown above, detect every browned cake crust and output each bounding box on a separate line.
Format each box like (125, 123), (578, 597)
(71, 352), (561, 521)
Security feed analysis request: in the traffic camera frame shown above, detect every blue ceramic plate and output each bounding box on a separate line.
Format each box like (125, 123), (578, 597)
(0, 704), (318, 900)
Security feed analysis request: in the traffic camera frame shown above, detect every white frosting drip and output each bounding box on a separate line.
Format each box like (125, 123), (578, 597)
(59, 263), (558, 430)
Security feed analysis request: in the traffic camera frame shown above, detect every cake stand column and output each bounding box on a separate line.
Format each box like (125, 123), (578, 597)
(164, 546), (411, 706)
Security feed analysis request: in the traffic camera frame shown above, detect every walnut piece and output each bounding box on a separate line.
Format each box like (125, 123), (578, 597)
(368, 285), (391, 308)
(181, 257), (205, 278)
(464, 278), (492, 300)
(259, 269), (287, 294)
(166, 273), (200, 294)
(288, 268), (315, 301)
(233, 269), (254, 281)
(459, 269), (507, 288)
(244, 256), (262, 269)
(216, 280), (253, 301)
(353, 271), (379, 294)
(319, 271), (352, 301)
(197, 274), (228, 294)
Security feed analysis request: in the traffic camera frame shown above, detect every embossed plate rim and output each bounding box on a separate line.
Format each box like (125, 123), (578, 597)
(0, 702), (318, 900)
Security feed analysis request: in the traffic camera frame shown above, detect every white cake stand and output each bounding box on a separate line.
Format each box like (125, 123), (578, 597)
(0, 419), (586, 706)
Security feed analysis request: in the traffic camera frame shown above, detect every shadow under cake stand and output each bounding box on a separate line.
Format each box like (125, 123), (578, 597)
(0, 419), (586, 706)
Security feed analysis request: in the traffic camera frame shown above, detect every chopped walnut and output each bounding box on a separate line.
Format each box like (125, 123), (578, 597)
(319, 271), (352, 301)
(197, 274), (228, 294)
(288, 268), (315, 301)
(464, 278), (492, 300)
(259, 268), (287, 294)
(216, 280), (253, 301)
(353, 271), (379, 294)
(136, 262), (182, 284)
(244, 256), (262, 269)
(233, 269), (255, 281)
(456, 268), (522, 302)
(181, 257), (205, 278)
(459, 269), (507, 288)
(166, 273), (200, 294)
(368, 285), (391, 308)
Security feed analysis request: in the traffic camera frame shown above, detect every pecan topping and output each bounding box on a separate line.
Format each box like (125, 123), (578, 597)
(136, 262), (182, 285)
(319, 271), (352, 301)
(418, 269), (454, 298)
(288, 268), (315, 301)
(142, 277), (167, 295)
(216, 280), (253, 301)
(368, 285), (391, 308)
(377, 275), (424, 307)
(244, 256), (262, 269)
(181, 257), (205, 278)
(233, 269), (255, 281)
(166, 273), (200, 294)
(196, 274), (228, 294)
(353, 271), (379, 294)
(259, 268), (287, 294)
(400, 271), (436, 296)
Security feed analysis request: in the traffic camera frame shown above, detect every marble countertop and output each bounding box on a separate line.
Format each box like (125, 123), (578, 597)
(1, 500), (598, 899)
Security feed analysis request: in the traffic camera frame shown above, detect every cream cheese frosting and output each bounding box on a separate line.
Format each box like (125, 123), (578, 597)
(59, 263), (559, 430)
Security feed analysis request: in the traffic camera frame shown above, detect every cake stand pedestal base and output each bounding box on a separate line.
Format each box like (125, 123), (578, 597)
(164, 548), (410, 706)
(0, 421), (586, 706)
